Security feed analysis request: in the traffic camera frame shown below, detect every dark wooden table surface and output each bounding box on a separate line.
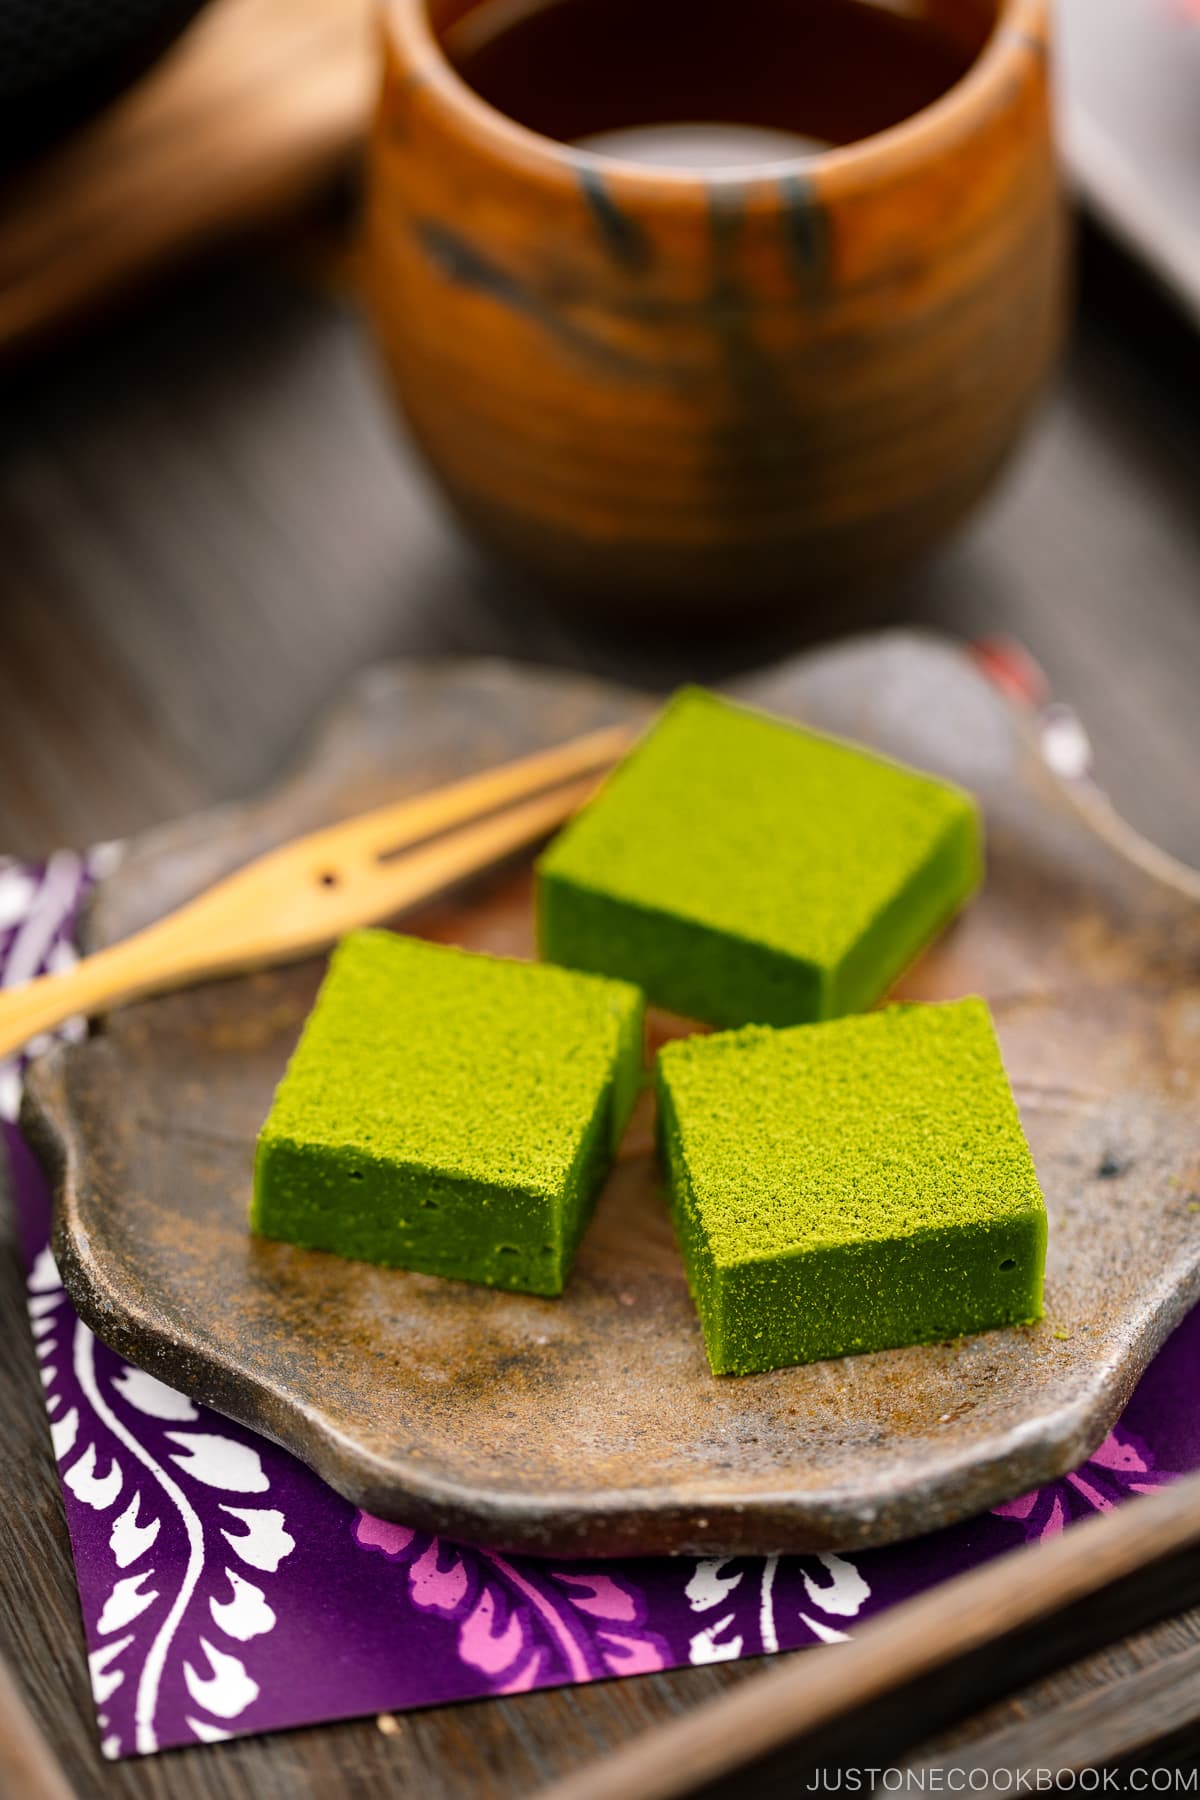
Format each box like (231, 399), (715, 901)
(1, 218), (1199, 1797)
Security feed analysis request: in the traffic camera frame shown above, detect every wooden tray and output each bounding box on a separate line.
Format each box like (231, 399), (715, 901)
(22, 633), (1200, 1557)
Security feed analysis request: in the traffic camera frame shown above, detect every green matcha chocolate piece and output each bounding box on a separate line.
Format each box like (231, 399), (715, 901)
(252, 930), (644, 1295)
(537, 687), (981, 1029)
(657, 998), (1046, 1375)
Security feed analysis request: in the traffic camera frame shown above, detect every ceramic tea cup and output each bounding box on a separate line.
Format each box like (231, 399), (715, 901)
(363, 0), (1065, 616)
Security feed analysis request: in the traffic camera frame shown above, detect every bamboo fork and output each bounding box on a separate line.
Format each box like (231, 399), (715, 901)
(0, 722), (633, 1063)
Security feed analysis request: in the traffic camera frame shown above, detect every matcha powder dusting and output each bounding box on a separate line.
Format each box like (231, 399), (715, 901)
(657, 997), (1047, 1374)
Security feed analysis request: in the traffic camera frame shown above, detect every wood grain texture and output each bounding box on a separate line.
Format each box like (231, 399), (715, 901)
(912, 1622), (1200, 1779)
(0, 0), (372, 350)
(0, 219), (1198, 1792)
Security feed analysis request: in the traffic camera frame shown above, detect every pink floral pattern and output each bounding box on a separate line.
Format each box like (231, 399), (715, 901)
(353, 1515), (668, 1688)
(992, 1426), (1174, 1541)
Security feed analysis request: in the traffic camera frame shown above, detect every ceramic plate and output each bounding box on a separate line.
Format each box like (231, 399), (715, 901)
(23, 634), (1200, 1556)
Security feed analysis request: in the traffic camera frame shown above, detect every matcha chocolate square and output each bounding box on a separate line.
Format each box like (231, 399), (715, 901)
(252, 930), (644, 1295)
(657, 998), (1046, 1374)
(537, 688), (981, 1030)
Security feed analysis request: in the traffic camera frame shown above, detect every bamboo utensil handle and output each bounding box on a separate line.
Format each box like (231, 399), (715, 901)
(0, 723), (630, 1063)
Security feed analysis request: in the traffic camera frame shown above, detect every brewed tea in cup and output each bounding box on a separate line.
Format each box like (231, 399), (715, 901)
(364, 0), (1064, 616)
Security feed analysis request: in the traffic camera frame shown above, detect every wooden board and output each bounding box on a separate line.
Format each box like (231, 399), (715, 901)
(22, 634), (1200, 1558)
(0, 0), (373, 351)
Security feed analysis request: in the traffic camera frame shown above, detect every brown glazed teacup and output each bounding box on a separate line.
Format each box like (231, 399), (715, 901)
(363, 0), (1064, 617)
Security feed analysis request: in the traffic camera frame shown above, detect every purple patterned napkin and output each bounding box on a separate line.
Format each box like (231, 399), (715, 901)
(2, 852), (1196, 1761)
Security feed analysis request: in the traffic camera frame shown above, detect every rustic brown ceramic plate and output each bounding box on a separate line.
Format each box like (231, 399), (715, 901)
(22, 634), (1200, 1558)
